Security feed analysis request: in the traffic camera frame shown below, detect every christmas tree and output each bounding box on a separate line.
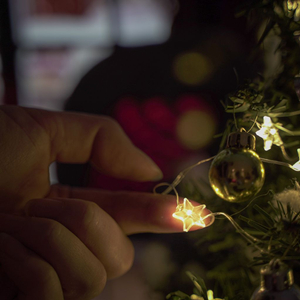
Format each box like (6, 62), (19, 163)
(163, 1), (300, 299)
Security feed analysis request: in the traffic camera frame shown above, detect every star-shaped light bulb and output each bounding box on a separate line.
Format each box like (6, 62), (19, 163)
(292, 148), (300, 171)
(172, 198), (207, 232)
(256, 116), (283, 151)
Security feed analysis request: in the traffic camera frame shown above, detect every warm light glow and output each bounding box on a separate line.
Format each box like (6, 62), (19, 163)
(270, 128), (277, 135)
(265, 139), (272, 151)
(292, 149), (300, 171)
(207, 290), (214, 300)
(285, 0), (300, 21)
(172, 198), (206, 232)
(256, 116), (282, 151)
(176, 110), (217, 150)
(191, 290), (223, 300)
(173, 51), (214, 86)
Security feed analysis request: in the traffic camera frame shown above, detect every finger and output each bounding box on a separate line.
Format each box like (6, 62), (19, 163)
(48, 185), (215, 235)
(1, 106), (162, 182)
(0, 232), (64, 300)
(0, 215), (107, 300)
(25, 198), (135, 279)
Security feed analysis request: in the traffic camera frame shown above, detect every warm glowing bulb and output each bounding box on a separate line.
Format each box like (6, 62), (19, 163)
(207, 290), (214, 300)
(256, 116), (282, 151)
(191, 295), (202, 300)
(191, 291), (224, 300)
(172, 198), (207, 232)
(264, 116), (272, 126)
(264, 140), (272, 151)
(270, 128), (277, 135)
(292, 149), (300, 171)
(285, 0), (300, 21)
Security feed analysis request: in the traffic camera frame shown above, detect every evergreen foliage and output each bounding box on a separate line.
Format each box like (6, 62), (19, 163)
(167, 1), (300, 299)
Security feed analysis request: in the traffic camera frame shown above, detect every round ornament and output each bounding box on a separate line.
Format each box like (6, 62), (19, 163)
(209, 131), (265, 203)
(251, 259), (300, 300)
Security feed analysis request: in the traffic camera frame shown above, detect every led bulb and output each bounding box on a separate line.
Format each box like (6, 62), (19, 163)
(256, 116), (282, 151)
(292, 149), (300, 171)
(172, 198), (207, 232)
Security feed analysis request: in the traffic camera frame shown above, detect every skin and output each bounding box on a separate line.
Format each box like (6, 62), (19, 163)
(0, 105), (213, 300)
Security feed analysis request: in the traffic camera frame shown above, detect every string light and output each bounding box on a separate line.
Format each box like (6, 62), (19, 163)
(172, 198), (208, 232)
(159, 150), (300, 233)
(292, 148), (300, 171)
(256, 116), (283, 150)
(260, 155), (300, 172)
(153, 128), (300, 234)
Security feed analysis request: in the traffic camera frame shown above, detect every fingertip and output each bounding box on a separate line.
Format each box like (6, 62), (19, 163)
(134, 149), (163, 182)
(91, 128), (163, 182)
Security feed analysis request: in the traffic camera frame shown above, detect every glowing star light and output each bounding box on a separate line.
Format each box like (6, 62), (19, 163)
(256, 116), (283, 151)
(172, 198), (206, 232)
(292, 149), (300, 171)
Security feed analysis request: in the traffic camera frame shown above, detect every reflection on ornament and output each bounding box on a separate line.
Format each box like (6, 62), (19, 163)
(251, 259), (300, 300)
(256, 116), (283, 151)
(209, 131), (265, 202)
(292, 148), (300, 171)
(172, 198), (206, 232)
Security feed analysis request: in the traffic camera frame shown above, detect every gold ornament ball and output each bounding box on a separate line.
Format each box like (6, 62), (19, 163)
(209, 138), (265, 203)
(251, 259), (300, 300)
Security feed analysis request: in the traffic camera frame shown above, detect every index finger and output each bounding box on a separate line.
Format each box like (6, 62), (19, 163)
(48, 185), (214, 234)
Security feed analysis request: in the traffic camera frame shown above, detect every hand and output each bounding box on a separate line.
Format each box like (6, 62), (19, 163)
(0, 105), (212, 300)
(0, 105), (164, 213)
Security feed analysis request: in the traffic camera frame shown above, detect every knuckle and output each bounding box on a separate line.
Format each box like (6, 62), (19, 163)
(40, 219), (64, 246)
(108, 239), (135, 279)
(120, 240), (135, 275)
(84, 263), (107, 299)
(99, 116), (125, 140)
(65, 261), (107, 300)
(101, 116), (120, 129)
(35, 263), (59, 290)
(76, 201), (101, 239)
(25, 257), (61, 295)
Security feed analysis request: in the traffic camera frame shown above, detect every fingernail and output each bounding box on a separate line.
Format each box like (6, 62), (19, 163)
(25, 199), (65, 218)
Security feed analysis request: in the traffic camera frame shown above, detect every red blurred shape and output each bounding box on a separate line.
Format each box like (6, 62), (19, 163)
(142, 97), (177, 133)
(175, 94), (211, 113)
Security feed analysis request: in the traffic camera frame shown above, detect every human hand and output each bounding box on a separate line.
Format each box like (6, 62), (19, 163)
(0, 105), (213, 300)
(0, 105), (163, 213)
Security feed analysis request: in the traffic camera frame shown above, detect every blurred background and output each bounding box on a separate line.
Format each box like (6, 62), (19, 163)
(0, 1), (261, 299)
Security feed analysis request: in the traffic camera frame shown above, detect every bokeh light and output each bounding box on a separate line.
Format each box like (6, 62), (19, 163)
(172, 51), (214, 86)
